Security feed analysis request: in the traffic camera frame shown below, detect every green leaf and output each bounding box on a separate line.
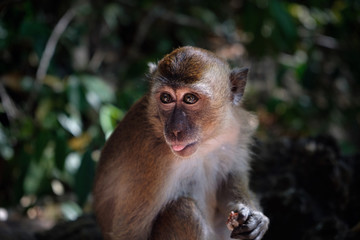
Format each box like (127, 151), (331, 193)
(0, 124), (13, 160)
(65, 152), (81, 177)
(23, 160), (45, 195)
(269, 0), (297, 51)
(54, 130), (68, 170)
(67, 75), (87, 112)
(58, 113), (82, 136)
(103, 3), (126, 29)
(80, 75), (115, 109)
(74, 151), (95, 206)
(99, 104), (124, 139)
(34, 131), (51, 162)
(61, 201), (82, 220)
(190, 7), (218, 27)
(19, 116), (35, 139)
(18, 18), (49, 56)
(36, 98), (58, 129)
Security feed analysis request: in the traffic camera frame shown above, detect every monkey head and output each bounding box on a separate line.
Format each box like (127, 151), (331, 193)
(147, 46), (248, 158)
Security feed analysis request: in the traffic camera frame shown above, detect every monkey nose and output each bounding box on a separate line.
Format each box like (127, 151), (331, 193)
(173, 130), (180, 137)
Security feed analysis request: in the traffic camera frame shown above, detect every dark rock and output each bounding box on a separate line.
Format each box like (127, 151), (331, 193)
(251, 136), (359, 240)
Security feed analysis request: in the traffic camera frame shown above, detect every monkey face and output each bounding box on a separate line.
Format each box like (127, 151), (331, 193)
(148, 46), (247, 158)
(155, 85), (218, 158)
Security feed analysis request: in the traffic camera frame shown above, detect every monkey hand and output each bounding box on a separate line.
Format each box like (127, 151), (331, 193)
(226, 204), (269, 240)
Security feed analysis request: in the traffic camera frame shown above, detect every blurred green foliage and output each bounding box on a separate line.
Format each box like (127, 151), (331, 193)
(0, 0), (359, 221)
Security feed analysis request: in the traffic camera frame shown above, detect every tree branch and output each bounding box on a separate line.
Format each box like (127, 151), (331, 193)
(36, 8), (76, 82)
(27, 7), (77, 111)
(0, 81), (21, 120)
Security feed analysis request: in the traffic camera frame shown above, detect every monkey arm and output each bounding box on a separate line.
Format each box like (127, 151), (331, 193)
(94, 146), (172, 240)
(94, 97), (173, 240)
(217, 173), (269, 240)
(217, 173), (256, 212)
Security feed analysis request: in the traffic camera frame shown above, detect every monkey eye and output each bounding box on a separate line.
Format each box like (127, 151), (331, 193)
(183, 93), (198, 104)
(160, 93), (173, 104)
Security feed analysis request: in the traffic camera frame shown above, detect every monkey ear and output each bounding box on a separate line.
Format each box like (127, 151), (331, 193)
(148, 62), (158, 75)
(230, 67), (248, 105)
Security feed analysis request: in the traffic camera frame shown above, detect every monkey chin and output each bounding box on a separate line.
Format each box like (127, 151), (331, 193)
(170, 142), (199, 158)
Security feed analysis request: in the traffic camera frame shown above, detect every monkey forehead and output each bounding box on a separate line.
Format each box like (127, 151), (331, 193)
(150, 71), (230, 100)
(151, 81), (213, 98)
(156, 46), (230, 85)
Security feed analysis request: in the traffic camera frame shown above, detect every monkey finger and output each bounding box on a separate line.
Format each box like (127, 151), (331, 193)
(230, 220), (259, 236)
(235, 204), (251, 224)
(252, 222), (269, 240)
(231, 229), (258, 239)
(230, 226), (263, 240)
(254, 229), (267, 240)
(243, 212), (263, 231)
(230, 212), (269, 239)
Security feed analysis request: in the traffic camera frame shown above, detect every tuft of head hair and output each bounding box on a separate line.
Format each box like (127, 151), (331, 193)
(148, 62), (158, 75)
(153, 47), (227, 86)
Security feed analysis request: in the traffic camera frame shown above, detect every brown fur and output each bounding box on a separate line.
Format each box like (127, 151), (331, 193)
(156, 47), (226, 85)
(150, 198), (208, 240)
(93, 46), (269, 240)
(94, 96), (173, 239)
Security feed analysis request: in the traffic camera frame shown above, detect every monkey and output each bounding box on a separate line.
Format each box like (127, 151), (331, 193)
(93, 46), (269, 240)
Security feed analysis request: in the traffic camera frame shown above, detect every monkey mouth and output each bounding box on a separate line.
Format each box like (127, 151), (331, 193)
(172, 144), (187, 152)
(171, 142), (196, 151)
(170, 141), (198, 156)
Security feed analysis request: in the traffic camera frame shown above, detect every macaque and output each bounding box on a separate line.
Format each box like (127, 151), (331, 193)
(93, 46), (269, 240)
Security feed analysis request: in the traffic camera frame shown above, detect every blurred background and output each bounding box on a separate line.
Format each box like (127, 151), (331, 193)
(0, 0), (359, 239)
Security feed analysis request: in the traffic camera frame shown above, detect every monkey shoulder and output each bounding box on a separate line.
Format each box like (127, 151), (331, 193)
(98, 96), (169, 169)
(99, 97), (148, 159)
